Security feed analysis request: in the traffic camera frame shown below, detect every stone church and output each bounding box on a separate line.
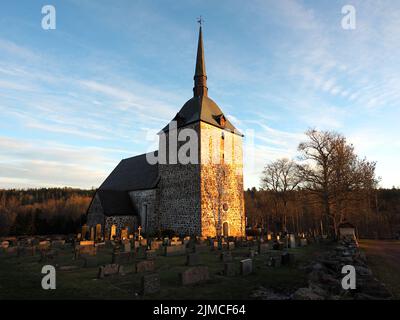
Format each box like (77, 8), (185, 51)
(86, 26), (245, 239)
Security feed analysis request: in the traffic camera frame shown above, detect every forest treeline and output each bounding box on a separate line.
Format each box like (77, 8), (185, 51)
(245, 188), (400, 239)
(0, 188), (93, 236)
(0, 187), (399, 238)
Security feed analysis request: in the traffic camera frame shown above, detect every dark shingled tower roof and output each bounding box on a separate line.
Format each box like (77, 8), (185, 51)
(161, 25), (242, 136)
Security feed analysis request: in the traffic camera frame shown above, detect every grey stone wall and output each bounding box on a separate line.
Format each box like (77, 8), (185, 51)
(158, 123), (202, 236)
(128, 189), (157, 235)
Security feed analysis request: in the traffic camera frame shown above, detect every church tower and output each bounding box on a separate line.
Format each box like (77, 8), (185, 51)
(157, 24), (245, 237)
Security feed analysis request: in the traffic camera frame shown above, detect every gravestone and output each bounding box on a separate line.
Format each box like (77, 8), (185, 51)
(224, 262), (236, 277)
(180, 266), (209, 286)
(82, 225), (88, 239)
(240, 259), (253, 275)
(186, 253), (200, 266)
(134, 241), (140, 251)
(112, 251), (131, 264)
(228, 242), (235, 250)
(123, 242), (131, 253)
(289, 234), (296, 248)
(145, 249), (157, 260)
(194, 244), (209, 253)
(79, 244), (97, 256)
(121, 228), (128, 240)
(90, 227), (95, 241)
(52, 240), (65, 248)
(98, 264), (124, 278)
(300, 238), (308, 247)
(1, 241), (10, 249)
(39, 241), (51, 251)
(141, 273), (160, 295)
(136, 260), (155, 273)
(258, 243), (269, 254)
(164, 245), (186, 256)
(150, 241), (162, 251)
(220, 251), (233, 263)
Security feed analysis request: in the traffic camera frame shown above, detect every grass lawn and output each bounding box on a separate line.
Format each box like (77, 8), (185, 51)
(0, 243), (327, 300)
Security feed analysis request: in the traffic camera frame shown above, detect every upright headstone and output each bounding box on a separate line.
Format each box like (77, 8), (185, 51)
(136, 260), (155, 273)
(180, 266), (209, 286)
(141, 273), (160, 295)
(240, 259), (253, 275)
(289, 234), (296, 248)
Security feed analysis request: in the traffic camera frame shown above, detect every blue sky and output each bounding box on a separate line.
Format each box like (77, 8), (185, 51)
(0, 0), (399, 189)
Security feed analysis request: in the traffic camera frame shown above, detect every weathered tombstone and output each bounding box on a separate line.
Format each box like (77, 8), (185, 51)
(145, 249), (157, 260)
(121, 228), (128, 240)
(300, 238), (308, 247)
(123, 242), (131, 253)
(39, 240), (51, 251)
(79, 244), (97, 256)
(220, 251), (233, 263)
(164, 244), (186, 256)
(52, 240), (66, 248)
(194, 244), (209, 253)
(133, 241), (140, 251)
(150, 241), (162, 251)
(112, 251), (131, 264)
(186, 253), (200, 266)
(136, 260), (155, 273)
(240, 259), (253, 275)
(98, 264), (124, 278)
(180, 266), (209, 286)
(224, 262), (236, 277)
(258, 243), (269, 254)
(289, 234), (296, 248)
(141, 273), (160, 295)
(1, 241), (10, 249)
(82, 225), (88, 239)
(95, 224), (102, 241)
(228, 242), (235, 250)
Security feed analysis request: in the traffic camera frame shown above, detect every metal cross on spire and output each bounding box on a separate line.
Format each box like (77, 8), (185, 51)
(197, 15), (204, 26)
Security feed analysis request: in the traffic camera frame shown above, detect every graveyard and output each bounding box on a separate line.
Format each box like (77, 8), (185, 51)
(0, 233), (396, 300)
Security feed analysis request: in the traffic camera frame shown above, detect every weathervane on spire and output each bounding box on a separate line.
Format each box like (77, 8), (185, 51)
(197, 15), (204, 26)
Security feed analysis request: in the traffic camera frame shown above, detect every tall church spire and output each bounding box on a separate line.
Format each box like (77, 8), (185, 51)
(193, 21), (208, 97)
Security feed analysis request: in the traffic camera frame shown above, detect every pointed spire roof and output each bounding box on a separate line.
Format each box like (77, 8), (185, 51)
(193, 25), (208, 97)
(159, 21), (243, 137)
